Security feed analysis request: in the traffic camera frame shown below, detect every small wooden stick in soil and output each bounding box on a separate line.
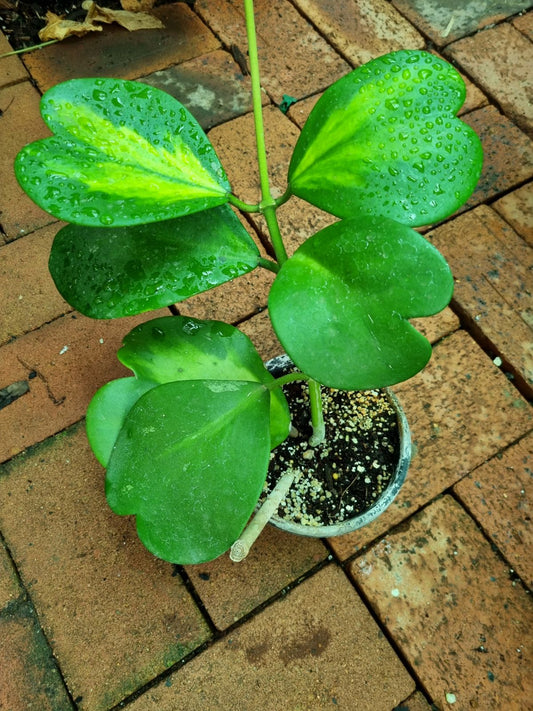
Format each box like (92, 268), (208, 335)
(230, 471), (295, 562)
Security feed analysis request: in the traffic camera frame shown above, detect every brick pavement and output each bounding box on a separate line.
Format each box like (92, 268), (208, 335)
(0, 2), (531, 709)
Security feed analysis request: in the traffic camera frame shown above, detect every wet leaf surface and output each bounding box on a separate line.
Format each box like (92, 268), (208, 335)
(289, 50), (483, 226)
(49, 205), (260, 318)
(15, 78), (230, 225)
(269, 214), (453, 390)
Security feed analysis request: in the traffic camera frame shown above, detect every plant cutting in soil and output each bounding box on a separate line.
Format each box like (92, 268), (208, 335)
(262, 369), (401, 527)
(14, 0), (483, 565)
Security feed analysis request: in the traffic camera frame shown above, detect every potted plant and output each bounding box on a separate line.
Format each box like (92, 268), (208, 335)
(14, 0), (482, 565)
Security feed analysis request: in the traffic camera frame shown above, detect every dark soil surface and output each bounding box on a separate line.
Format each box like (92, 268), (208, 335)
(262, 360), (402, 528)
(0, 0), (182, 50)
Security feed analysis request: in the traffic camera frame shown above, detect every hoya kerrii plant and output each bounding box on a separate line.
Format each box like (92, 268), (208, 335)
(15, 0), (482, 565)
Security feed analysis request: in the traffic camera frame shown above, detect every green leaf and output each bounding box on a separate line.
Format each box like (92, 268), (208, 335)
(86, 377), (157, 466)
(15, 78), (230, 226)
(118, 316), (290, 449)
(86, 316), (291, 467)
(268, 215), (453, 390)
(48, 205), (260, 318)
(288, 50), (483, 226)
(105, 380), (271, 564)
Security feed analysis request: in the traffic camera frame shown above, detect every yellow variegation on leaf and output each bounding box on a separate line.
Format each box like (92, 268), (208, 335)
(15, 78), (230, 226)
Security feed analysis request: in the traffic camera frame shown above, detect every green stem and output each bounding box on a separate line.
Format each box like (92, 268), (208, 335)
(266, 372), (309, 390)
(243, 0), (288, 265)
(274, 186), (292, 209)
(308, 380), (325, 445)
(266, 374), (325, 444)
(244, 0), (324, 444)
(228, 194), (261, 213)
(0, 40), (58, 58)
(258, 257), (280, 274)
(263, 204), (288, 264)
(244, 0), (270, 204)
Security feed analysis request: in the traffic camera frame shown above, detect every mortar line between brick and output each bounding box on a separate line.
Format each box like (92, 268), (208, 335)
(173, 565), (219, 635)
(0, 529), (78, 709)
(112, 554), (335, 709)
(480, 194), (533, 256)
(514, 16), (533, 42)
(448, 484), (533, 595)
(487, 177), (533, 210)
(443, 13), (529, 52)
(192, 3), (311, 110)
(2, 217), (60, 243)
(443, 31), (533, 132)
(0, 417), (85, 468)
(480, 271), (530, 330)
(284, 0), (360, 68)
(0, 74), (29, 90)
(448, 298), (532, 400)
(0, 306), (75, 350)
(338, 548), (433, 706)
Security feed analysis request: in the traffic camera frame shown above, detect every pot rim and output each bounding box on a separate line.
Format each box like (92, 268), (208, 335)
(265, 355), (411, 538)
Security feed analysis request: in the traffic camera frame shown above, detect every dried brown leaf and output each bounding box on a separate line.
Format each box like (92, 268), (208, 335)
(82, 1), (164, 31)
(38, 11), (102, 42)
(120, 0), (157, 11)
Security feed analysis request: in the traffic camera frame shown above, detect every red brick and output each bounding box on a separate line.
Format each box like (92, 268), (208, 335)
(208, 107), (336, 257)
(141, 49), (263, 129)
(350, 496), (533, 710)
(0, 32), (28, 88)
(228, 282), (458, 370)
(1, 542), (69, 711)
(493, 182), (533, 248)
(462, 105), (533, 210)
(239, 309), (283, 361)
(513, 9), (533, 39)
(291, 0), (424, 66)
(411, 307), (460, 344)
(0, 601), (72, 711)
(178, 214), (275, 324)
(195, 0), (351, 104)
(287, 56), (487, 129)
(399, 691), (433, 710)
(454, 432), (533, 589)
(429, 206), (533, 397)
(0, 308), (169, 462)
(127, 565), (415, 710)
(0, 81), (56, 240)
(0, 223), (70, 345)
(178, 264), (274, 324)
(329, 330), (533, 559)
(391, 0), (532, 46)
(447, 23), (533, 134)
(287, 93), (320, 128)
(23, 4), (219, 92)
(0, 424), (211, 710)
(0, 542), (20, 610)
(186, 524), (327, 630)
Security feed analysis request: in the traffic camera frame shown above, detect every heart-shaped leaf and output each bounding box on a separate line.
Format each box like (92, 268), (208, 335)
(288, 50), (483, 226)
(119, 316), (290, 448)
(15, 78), (230, 226)
(86, 377), (157, 466)
(86, 316), (291, 467)
(49, 205), (260, 318)
(268, 215), (453, 390)
(105, 380), (271, 564)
